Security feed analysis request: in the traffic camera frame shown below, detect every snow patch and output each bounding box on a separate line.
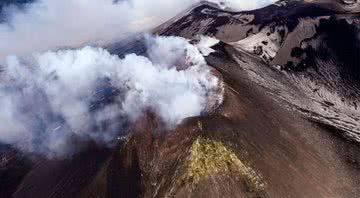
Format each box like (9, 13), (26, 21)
(196, 36), (220, 56)
(231, 28), (283, 62)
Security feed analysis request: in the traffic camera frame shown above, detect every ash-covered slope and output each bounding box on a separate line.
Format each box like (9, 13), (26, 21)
(156, 0), (360, 142)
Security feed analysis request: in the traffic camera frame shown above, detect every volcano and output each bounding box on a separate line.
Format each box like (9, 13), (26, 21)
(1, 0), (360, 198)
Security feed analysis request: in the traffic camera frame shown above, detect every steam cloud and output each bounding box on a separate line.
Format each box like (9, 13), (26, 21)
(0, 0), (276, 157)
(0, 36), (221, 158)
(0, 0), (276, 60)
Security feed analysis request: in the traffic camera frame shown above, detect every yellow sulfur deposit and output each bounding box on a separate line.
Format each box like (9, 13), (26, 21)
(181, 137), (265, 191)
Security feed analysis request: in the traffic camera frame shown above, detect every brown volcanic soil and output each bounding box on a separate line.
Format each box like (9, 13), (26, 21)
(201, 47), (360, 197)
(114, 47), (360, 197)
(6, 43), (360, 198)
(122, 46), (360, 198)
(12, 146), (111, 198)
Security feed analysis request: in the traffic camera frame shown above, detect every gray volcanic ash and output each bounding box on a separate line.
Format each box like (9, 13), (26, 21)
(157, 0), (360, 142)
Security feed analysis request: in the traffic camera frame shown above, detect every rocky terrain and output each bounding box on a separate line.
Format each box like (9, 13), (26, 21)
(156, 0), (360, 142)
(1, 0), (360, 198)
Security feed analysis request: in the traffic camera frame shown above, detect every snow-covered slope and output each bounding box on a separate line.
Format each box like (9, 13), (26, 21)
(155, 0), (360, 142)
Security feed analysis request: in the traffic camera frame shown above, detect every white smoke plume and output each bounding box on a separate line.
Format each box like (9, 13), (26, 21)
(0, 35), (221, 158)
(0, 0), (276, 60)
(0, 0), (275, 157)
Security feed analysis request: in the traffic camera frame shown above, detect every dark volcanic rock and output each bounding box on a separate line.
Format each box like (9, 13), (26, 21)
(0, 145), (32, 198)
(155, 0), (360, 142)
